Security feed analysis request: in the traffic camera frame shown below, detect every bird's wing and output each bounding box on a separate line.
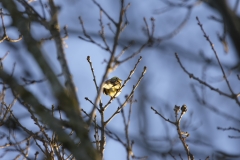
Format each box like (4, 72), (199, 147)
(112, 81), (121, 89)
(103, 80), (114, 89)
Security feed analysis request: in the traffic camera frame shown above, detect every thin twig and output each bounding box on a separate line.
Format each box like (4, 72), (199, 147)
(175, 53), (239, 102)
(0, 9), (22, 43)
(105, 66), (147, 125)
(92, 0), (117, 26)
(79, 17), (108, 51)
(151, 105), (193, 160)
(196, 17), (235, 96)
(87, 56), (99, 92)
(150, 107), (175, 125)
(99, 10), (111, 52)
(104, 56), (142, 110)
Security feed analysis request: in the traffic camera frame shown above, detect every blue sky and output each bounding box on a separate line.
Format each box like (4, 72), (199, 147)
(1, 0), (240, 159)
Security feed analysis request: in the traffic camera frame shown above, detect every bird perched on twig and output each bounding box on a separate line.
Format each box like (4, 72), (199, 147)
(103, 77), (122, 98)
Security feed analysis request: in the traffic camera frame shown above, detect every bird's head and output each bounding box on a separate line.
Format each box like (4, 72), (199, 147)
(111, 76), (122, 82)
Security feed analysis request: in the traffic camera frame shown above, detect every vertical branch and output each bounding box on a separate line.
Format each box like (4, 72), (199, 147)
(93, 115), (100, 151)
(48, 0), (81, 114)
(122, 95), (134, 160)
(99, 106), (105, 159)
(88, 0), (126, 129)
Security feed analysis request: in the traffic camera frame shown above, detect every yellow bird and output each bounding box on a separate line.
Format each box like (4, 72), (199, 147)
(103, 77), (122, 98)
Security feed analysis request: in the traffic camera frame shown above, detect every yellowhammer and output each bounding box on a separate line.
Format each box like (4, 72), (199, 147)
(103, 77), (122, 97)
